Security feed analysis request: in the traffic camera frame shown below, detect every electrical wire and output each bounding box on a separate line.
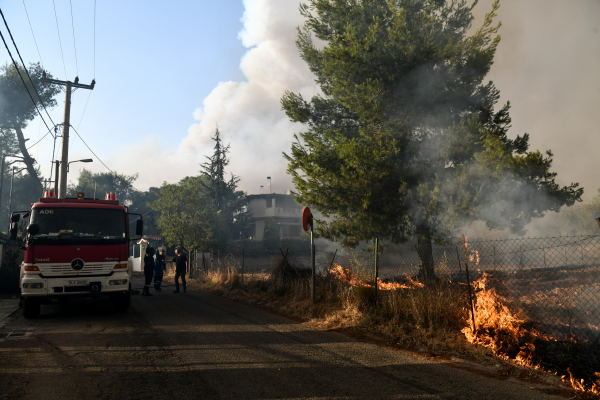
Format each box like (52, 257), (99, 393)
(68, 124), (114, 174)
(0, 29), (54, 139)
(68, 0), (78, 77)
(69, 124), (145, 194)
(77, 91), (92, 130)
(0, 7), (56, 137)
(21, 0), (44, 68)
(26, 125), (55, 150)
(49, 133), (58, 184)
(52, 0), (68, 80)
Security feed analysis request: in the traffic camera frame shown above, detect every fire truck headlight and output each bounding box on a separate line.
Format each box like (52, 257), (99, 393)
(114, 263), (127, 269)
(23, 283), (43, 289)
(109, 279), (128, 286)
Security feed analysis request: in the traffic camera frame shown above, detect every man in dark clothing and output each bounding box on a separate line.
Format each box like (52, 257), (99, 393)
(154, 249), (166, 291)
(142, 247), (155, 296)
(172, 248), (188, 293)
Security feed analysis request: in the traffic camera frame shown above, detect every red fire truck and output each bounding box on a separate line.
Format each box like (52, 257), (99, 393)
(9, 191), (143, 318)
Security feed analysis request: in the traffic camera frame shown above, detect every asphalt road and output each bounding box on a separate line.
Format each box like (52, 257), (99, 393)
(0, 273), (571, 400)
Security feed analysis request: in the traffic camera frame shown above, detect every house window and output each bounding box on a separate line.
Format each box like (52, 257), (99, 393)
(266, 198), (272, 208)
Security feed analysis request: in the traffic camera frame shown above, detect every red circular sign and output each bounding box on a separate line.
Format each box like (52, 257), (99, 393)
(302, 207), (312, 231)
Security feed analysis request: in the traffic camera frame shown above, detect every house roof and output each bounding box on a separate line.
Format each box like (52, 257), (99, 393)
(246, 193), (297, 200)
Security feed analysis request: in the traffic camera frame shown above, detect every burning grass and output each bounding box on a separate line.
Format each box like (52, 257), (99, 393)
(465, 273), (600, 395)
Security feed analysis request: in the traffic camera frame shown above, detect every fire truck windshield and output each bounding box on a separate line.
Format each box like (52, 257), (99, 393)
(29, 208), (127, 245)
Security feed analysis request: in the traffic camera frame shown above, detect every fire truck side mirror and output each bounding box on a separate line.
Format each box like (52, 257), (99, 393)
(136, 220), (144, 236)
(27, 224), (40, 236)
(9, 222), (18, 240)
(10, 213), (20, 223)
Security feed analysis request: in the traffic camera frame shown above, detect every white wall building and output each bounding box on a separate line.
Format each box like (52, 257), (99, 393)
(246, 193), (303, 240)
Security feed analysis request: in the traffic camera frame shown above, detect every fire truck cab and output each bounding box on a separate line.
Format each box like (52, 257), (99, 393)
(10, 191), (143, 318)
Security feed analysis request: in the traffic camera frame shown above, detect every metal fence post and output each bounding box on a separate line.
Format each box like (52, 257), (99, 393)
(374, 238), (379, 307)
(462, 235), (477, 334)
(311, 230), (315, 304)
(242, 248), (245, 285)
(328, 249), (337, 275)
(543, 246), (546, 268)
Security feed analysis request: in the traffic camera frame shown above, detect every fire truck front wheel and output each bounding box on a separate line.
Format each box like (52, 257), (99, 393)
(111, 290), (131, 313)
(23, 298), (41, 319)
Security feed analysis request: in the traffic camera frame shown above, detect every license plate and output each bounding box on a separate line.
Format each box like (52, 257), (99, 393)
(66, 280), (89, 286)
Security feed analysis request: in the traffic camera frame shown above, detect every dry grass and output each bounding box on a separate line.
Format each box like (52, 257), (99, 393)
(163, 257), (498, 364)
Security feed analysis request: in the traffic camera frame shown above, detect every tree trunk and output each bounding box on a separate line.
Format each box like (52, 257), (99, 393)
(416, 224), (435, 279)
(14, 125), (43, 194)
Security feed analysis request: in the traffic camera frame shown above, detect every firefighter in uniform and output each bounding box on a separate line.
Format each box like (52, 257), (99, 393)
(154, 249), (166, 291)
(142, 247), (155, 296)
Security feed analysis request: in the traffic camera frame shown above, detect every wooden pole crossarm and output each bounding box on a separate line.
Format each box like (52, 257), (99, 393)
(41, 77), (95, 90)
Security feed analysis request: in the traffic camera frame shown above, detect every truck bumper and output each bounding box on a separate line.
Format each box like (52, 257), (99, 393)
(21, 271), (130, 298)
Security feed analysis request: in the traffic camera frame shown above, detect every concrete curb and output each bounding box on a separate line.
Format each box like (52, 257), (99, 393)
(0, 300), (20, 326)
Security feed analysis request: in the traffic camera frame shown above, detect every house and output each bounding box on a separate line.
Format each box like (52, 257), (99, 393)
(246, 193), (303, 239)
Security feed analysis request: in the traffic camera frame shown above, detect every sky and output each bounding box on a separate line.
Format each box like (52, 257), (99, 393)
(1, 0), (599, 200)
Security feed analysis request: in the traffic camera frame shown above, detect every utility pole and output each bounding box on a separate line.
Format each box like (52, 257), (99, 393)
(42, 73), (95, 198)
(0, 154), (4, 215)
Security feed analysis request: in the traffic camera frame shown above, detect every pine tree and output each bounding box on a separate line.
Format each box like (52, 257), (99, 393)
(282, 0), (582, 277)
(199, 128), (248, 250)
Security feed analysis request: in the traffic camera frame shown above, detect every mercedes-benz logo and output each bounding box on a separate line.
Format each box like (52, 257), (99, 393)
(71, 258), (85, 271)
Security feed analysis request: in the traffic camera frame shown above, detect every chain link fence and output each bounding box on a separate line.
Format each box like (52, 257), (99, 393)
(322, 235), (600, 342)
(200, 235), (600, 343)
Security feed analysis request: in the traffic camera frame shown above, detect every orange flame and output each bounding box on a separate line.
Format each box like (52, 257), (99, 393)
(328, 263), (424, 290)
(463, 273), (600, 394)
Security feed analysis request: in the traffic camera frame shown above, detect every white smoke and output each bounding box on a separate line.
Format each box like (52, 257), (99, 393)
(68, 0), (599, 210)
(98, 0), (319, 194)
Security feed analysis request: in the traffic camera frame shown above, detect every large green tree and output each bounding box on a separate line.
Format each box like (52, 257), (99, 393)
(0, 62), (60, 193)
(199, 128), (249, 249)
(281, 0), (581, 277)
(68, 168), (139, 203)
(150, 176), (213, 251)
(68, 168), (161, 235)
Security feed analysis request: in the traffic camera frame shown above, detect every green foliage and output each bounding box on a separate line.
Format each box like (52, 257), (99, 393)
(68, 168), (138, 202)
(536, 189), (600, 236)
(0, 62), (60, 193)
(0, 167), (44, 233)
(199, 128), (249, 249)
(282, 0), (582, 248)
(151, 176), (213, 251)
(263, 217), (281, 250)
(0, 249), (20, 293)
(68, 168), (161, 235)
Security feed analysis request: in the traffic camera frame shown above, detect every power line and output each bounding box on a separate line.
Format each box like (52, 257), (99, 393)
(0, 28), (54, 139)
(69, 124), (114, 174)
(69, 125), (145, 194)
(0, 7), (56, 136)
(21, 0), (44, 67)
(49, 132), (58, 183)
(52, 0), (68, 79)
(77, 90), (92, 129)
(68, 0), (78, 77)
(26, 125), (55, 150)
